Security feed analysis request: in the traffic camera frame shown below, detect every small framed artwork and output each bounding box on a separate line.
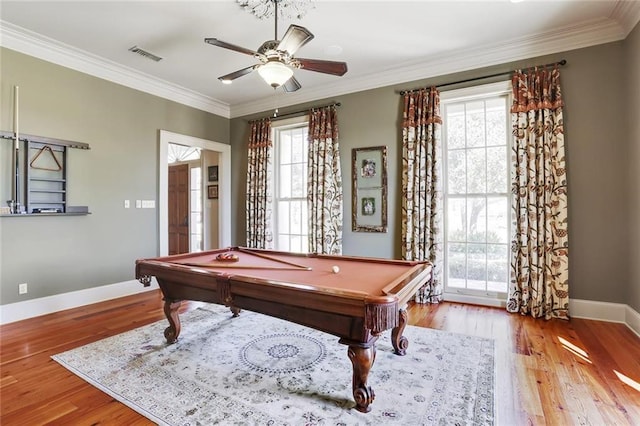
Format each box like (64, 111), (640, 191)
(352, 146), (387, 232)
(208, 165), (219, 182)
(208, 184), (219, 199)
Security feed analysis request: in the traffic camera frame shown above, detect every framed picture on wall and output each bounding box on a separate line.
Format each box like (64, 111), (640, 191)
(208, 184), (219, 199)
(352, 146), (387, 232)
(208, 165), (219, 182)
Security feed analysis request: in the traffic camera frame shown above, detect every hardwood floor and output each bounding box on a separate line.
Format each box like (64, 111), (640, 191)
(1, 290), (639, 425)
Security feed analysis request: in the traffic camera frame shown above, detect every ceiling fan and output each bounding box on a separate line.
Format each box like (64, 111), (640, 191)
(204, 0), (347, 92)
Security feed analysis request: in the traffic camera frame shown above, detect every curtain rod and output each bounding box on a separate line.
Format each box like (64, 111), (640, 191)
(398, 59), (567, 95)
(270, 102), (341, 121)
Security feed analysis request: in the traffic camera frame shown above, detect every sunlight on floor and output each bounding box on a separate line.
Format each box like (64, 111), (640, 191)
(614, 370), (640, 392)
(558, 336), (592, 364)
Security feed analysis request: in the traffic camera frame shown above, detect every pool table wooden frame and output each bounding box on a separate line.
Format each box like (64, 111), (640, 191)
(136, 247), (433, 413)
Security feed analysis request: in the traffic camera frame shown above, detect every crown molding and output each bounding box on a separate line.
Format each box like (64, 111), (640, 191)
(230, 16), (627, 118)
(610, 0), (640, 36)
(0, 21), (231, 118)
(1, 10), (634, 121)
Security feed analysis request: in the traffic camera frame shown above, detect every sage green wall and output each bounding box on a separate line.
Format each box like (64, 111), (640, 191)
(0, 48), (229, 305)
(230, 39), (633, 305)
(626, 23), (640, 313)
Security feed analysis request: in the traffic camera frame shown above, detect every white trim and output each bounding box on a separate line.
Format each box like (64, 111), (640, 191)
(0, 21), (230, 118)
(569, 298), (627, 322)
(3, 11), (635, 119)
(444, 292), (506, 309)
(569, 299), (640, 338)
(0, 280), (157, 325)
(439, 81), (512, 100)
(230, 16), (629, 117)
(158, 130), (231, 256)
(625, 305), (640, 338)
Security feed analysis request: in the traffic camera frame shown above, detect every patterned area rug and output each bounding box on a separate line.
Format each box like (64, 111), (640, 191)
(52, 305), (495, 425)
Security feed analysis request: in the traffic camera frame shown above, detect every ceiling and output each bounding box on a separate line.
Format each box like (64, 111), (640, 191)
(1, 1), (639, 118)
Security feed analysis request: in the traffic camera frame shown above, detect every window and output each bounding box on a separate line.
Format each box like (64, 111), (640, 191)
(441, 82), (511, 298)
(272, 119), (309, 253)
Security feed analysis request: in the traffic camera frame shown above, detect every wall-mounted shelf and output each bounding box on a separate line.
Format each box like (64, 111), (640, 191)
(1, 130), (90, 215)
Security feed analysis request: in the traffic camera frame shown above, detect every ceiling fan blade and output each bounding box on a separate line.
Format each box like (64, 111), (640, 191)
(277, 25), (314, 56)
(282, 76), (302, 93)
(204, 38), (257, 56)
(297, 58), (348, 76)
(218, 65), (259, 83)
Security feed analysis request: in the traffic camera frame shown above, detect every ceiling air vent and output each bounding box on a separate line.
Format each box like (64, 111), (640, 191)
(128, 46), (163, 62)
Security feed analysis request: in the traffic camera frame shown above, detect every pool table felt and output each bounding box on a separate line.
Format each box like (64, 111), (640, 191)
(167, 248), (424, 298)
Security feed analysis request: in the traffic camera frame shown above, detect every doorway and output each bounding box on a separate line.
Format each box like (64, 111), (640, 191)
(159, 130), (231, 256)
(168, 163), (190, 255)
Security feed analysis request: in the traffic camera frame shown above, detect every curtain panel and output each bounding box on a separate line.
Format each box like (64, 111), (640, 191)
(307, 105), (343, 255)
(508, 66), (569, 320)
(401, 87), (444, 303)
(246, 118), (273, 249)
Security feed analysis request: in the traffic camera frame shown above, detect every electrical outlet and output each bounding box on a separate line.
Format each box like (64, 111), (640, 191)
(19, 283), (28, 294)
(124, 200), (130, 208)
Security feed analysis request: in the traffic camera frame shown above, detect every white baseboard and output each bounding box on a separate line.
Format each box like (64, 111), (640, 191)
(443, 294), (640, 338)
(625, 305), (640, 338)
(569, 299), (640, 338)
(0, 279), (157, 325)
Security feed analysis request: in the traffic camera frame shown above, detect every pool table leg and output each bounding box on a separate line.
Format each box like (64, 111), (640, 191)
(346, 342), (377, 413)
(391, 308), (409, 355)
(163, 299), (182, 344)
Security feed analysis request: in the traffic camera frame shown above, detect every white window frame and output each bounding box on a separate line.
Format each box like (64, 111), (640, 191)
(440, 81), (512, 306)
(271, 116), (310, 253)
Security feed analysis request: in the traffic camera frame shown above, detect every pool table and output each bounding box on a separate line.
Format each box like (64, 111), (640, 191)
(136, 246), (432, 413)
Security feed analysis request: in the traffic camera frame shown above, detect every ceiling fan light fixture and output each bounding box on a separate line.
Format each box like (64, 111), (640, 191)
(258, 61), (294, 88)
(220, 78), (233, 85)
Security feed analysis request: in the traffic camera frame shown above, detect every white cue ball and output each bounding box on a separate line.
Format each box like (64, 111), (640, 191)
(332, 265), (340, 274)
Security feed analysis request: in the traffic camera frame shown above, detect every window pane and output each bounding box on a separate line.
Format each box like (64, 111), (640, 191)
(466, 148), (486, 194)
(487, 244), (508, 292)
(465, 101), (485, 147)
(290, 235), (302, 253)
(447, 198), (466, 242)
(446, 104), (465, 149)
(467, 198), (486, 242)
(291, 164), (305, 197)
(291, 130), (304, 163)
(467, 244), (486, 286)
(280, 133), (291, 164)
(448, 243), (466, 288)
(290, 201), (302, 234)
(279, 165), (291, 197)
(486, 98), (507, 147)
(190, 193), (201, 211)
(278, 201), (290, 234)
(190, 235), (202, 252)
(447, 150), (466, 194)
(486, 146), (507, 193)
(301, 203), (308, 236)
(487, 197), (508, 243)
(278, 235), (290, 251)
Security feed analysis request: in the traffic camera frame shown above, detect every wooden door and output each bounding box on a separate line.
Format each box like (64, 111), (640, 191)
(168, 164), (190, 255)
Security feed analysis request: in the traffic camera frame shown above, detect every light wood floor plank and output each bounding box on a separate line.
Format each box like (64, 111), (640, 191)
(1, 290), (639, 425)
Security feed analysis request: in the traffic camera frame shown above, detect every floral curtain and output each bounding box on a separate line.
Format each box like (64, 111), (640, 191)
(508, 66), (569, 320)
(246, 118), (273, 249)
(401, 87), (444, 303)
(307, 105), (343, 254)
